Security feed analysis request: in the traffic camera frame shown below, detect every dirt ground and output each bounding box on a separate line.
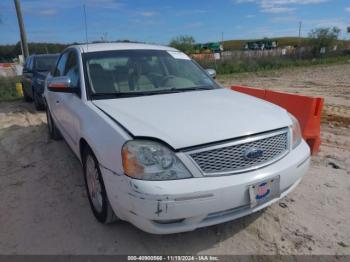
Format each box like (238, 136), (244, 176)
(0, 63), (349, 255)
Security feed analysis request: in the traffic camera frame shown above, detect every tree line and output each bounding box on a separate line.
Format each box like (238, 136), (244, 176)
(0, 40), (134, 62)
(0, 42), (70, 62)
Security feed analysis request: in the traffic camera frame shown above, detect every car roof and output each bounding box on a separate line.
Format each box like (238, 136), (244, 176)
(30, 54), (60, 58)
(71, 42), (178, 53)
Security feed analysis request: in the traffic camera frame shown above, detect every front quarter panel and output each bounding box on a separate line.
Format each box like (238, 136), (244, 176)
(79, 101), (131, 175)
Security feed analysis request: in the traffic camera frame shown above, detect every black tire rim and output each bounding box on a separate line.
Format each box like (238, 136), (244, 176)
(34, 93), (38, 106)
(46, 109), (53, 134)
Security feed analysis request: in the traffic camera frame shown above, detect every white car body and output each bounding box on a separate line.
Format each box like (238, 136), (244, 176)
(44, 43), (310, 234)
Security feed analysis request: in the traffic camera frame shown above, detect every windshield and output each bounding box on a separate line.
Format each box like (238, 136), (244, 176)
(35, 56), (58, 72)
(84, 49), (219, 97)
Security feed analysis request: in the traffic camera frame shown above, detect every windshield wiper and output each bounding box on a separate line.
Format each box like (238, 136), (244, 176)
(175, 86), (214, 92)
(90, 92), (141, 99)
(90, 86), (214, 99)
(90, 90), (179, 99)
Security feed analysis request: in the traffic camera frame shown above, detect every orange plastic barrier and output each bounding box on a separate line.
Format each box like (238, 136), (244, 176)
(232, 85), (266, 99)
(231, 85), (324, 155)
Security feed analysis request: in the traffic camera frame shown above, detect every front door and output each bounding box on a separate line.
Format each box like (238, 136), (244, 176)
(58, 50), (81, 146)
(47, 52), (69, 129)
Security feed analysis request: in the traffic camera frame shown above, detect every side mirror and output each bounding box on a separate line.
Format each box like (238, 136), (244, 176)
(206, 69), (217, 79)
(48, 76), (79, 94)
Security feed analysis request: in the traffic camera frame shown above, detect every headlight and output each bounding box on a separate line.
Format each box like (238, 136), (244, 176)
(289, 113), (302, 149)
(122, 140), (192, 180)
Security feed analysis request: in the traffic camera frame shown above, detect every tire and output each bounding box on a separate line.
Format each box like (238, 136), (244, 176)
(83, 146), (117, 224)
(33, 89), (45, 111)
(46, 107), (62, 140)
(22, 85), (33, 102)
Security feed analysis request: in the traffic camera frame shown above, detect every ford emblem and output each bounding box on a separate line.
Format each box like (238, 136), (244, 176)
(244, 147), (264, 160)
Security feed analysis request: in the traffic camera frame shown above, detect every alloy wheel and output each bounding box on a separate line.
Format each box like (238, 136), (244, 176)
(85, 155), (103, 212)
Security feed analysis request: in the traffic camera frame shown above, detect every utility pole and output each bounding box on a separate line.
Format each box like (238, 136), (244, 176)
(221, 32), (224, 51)
(14, 0), (29, 60)
(298, 21), (302, 45)
(298, 21), (302, 59)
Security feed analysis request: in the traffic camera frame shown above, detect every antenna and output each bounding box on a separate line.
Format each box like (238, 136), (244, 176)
(83, 4), (89, 51)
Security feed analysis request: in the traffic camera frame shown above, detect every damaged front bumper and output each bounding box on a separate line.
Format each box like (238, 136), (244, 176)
(102, 140), (310, 234)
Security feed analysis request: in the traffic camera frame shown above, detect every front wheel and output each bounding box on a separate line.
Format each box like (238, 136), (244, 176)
(22, 85), (32, 102)
(83, 147), (117, 224)
(33, 89), (45, 111)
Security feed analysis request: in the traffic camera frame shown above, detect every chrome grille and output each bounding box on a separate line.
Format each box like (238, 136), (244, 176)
(189, 130), (289, 175)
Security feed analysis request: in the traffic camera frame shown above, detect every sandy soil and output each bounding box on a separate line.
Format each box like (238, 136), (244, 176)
(0, 63), (349, 255)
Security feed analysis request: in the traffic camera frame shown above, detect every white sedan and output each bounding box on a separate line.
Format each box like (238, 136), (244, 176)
(44, 43), (310, 234)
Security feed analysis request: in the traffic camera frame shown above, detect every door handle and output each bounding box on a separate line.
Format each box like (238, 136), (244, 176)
(56, 100), (60, 104)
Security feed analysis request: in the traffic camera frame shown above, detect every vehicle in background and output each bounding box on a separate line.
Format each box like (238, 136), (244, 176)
(244, 39), (278, 50)
(44, 43), (310, 234)
(194, 42), (223, 53)
(22, 54), (59, 110)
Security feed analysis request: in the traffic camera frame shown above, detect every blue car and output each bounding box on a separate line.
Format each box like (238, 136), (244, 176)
(22, 54), (59, 110)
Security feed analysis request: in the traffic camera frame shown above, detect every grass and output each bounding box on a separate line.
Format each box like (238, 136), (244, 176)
(199, 55), (350, 75)
(0, 76), (22, 101)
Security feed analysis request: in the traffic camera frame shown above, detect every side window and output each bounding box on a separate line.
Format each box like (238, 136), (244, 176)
(27, 57), (33, 71)
(31, 57), (36, 72)
(54, 52), (68, 77)
(24, 57), (29, 69)
(64, 51), (80, 89)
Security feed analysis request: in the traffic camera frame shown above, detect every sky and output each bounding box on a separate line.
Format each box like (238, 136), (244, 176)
(0, 0), (349, 45)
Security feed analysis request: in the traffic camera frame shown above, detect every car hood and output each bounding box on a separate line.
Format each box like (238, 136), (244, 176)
(92, 88), (292, 149)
